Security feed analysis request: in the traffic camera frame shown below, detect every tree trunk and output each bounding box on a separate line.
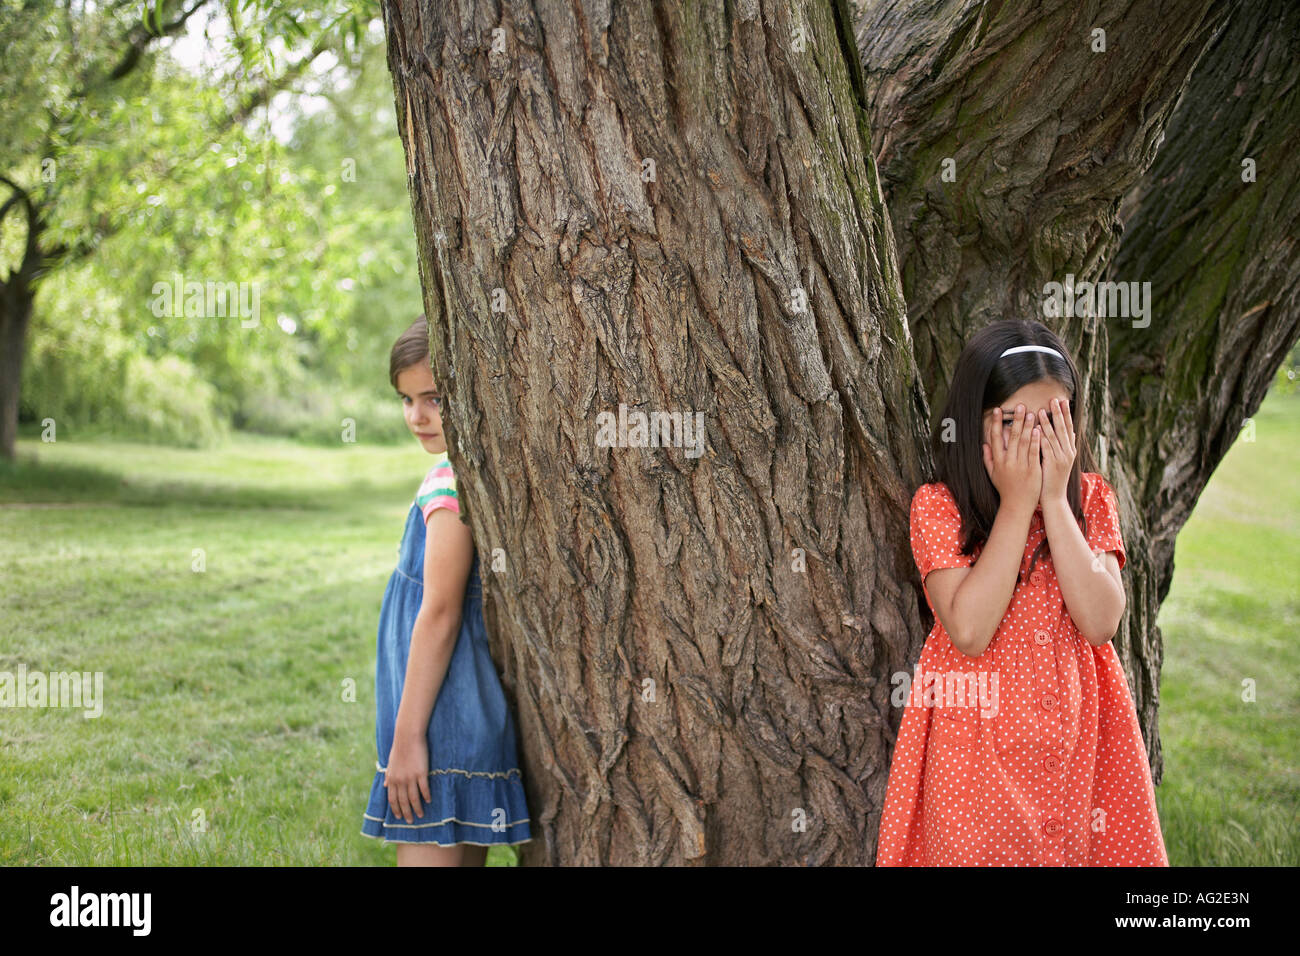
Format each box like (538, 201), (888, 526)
(853, 0), (1236, 409)
(1104, 0), (1300, 762)
(382, 0), (1299, 863)
(383, 0), (938, 864)
(0, 270), (36, 461)
(850, 0), (1270, 781)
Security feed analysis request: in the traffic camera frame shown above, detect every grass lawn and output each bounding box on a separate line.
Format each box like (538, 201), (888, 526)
(2, 387), (1296, 866)
(0, 432), (519, 865)
(1153, 385), (1300, 865)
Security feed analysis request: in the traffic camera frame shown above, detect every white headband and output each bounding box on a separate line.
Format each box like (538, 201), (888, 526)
(1000, 345), (1063, 359)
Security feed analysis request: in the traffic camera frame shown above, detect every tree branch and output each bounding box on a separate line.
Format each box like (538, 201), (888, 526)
(101, 0), (213, 88)
(1109, 0), (1300, 573)
(852, 0), (1238, 413)
(0, 175), (43, 285)
(20, 38), (335, 281)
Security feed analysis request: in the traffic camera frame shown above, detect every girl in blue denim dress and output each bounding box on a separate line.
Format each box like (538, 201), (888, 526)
(361, 317), (530, 865)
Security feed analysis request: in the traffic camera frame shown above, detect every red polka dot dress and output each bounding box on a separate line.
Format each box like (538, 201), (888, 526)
(876, 472), (1168, 866)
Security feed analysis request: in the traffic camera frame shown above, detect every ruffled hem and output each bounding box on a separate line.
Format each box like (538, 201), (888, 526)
(361, 769), (532, 846)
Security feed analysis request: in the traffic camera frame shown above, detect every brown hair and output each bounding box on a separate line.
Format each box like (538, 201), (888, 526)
(389, 315), (430, 390)
(931, 319), (1095, 580)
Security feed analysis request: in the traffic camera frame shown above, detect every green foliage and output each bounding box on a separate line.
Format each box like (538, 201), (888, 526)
(1273, 339), (1300, 395)
(234, 356), (413, 445)
(21, 268), (222, 445)
(4, 0), (420, 447)
(121, 353), (230, 446)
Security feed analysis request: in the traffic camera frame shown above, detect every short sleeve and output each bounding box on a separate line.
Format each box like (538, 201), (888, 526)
(1082, 472), (1125, 570)
(910, 483), (974, 583)
(416, 453), (459, 520)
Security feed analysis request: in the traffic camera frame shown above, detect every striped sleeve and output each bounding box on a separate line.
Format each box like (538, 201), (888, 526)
(416, 452), (459, 520)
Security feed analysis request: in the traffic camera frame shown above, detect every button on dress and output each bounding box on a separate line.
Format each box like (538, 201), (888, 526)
(361, 452), (531, 846)
(876, 472), (1168, 866)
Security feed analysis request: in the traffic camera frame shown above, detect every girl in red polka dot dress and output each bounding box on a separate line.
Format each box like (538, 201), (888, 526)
(876, 320), (1168, 866)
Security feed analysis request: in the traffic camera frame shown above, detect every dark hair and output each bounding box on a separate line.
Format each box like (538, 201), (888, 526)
(389, 315), (430, 390)
(931, 319), (1096, 578)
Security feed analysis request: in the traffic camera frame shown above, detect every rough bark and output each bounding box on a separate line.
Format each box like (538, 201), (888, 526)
(0, 281), (34, 461)
(851, 0), (1258, 780)
(382, 0), (935, 864)
(1105, 0), (1300, 757)
(383, 0), (1298, 863)
(854, 0), (1236, 411)
(0, 177), (44, 461)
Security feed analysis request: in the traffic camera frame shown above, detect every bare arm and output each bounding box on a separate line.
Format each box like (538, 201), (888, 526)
(926, 499), (1034, 658)
(384, 507), (474, 823)
(1029, 392), (1123, 647)
(1035, 396), (1126, 645)
(926, 403), (1042, 659)
(1041, 498), (1125, 645)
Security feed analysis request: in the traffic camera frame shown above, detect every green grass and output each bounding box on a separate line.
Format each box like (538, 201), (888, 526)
(1153, 386), (1300, 865)
(0, 433), (519, 865)
(2, 388), (1297, 866)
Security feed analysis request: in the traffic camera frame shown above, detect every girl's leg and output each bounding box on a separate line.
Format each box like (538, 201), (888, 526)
(396, 843), (465, 867)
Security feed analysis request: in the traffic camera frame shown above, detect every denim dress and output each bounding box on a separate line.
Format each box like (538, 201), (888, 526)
(361, 500), (531, 846)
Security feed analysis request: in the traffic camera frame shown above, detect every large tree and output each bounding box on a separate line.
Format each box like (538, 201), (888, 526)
(854, 0), (1300, 774)
(380, 0), (1299, 864)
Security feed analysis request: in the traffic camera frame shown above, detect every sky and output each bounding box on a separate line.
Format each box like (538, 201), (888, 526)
(161, 5), (381, 143)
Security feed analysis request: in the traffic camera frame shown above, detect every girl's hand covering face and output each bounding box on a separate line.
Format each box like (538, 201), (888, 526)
(981, 403), (1042, 513)
(1037, 397), (1076, 503)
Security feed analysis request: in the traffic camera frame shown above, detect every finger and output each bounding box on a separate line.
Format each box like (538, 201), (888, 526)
(990, 409), (1006, 463)
(1029, 425), (1042, 470)
(407, 780), (423, 819)
(418, 774), (432, 806)
(1007, 404), (1024, 457)
(1039, 407), (1061, 458)
(1065, 399), (1077, 454)
(1047, 399), (1071, 464)
(1049, 399), (1068, 449)
(983, 441), (993, 477)
(1017, 407), (1034, 459)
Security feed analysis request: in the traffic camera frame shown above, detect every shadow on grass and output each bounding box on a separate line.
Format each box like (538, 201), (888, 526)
(0, 451), (415, 512)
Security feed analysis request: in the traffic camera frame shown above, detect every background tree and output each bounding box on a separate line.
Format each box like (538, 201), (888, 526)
(381, 0), (1299, 865)
(0, 0), (398, 456)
